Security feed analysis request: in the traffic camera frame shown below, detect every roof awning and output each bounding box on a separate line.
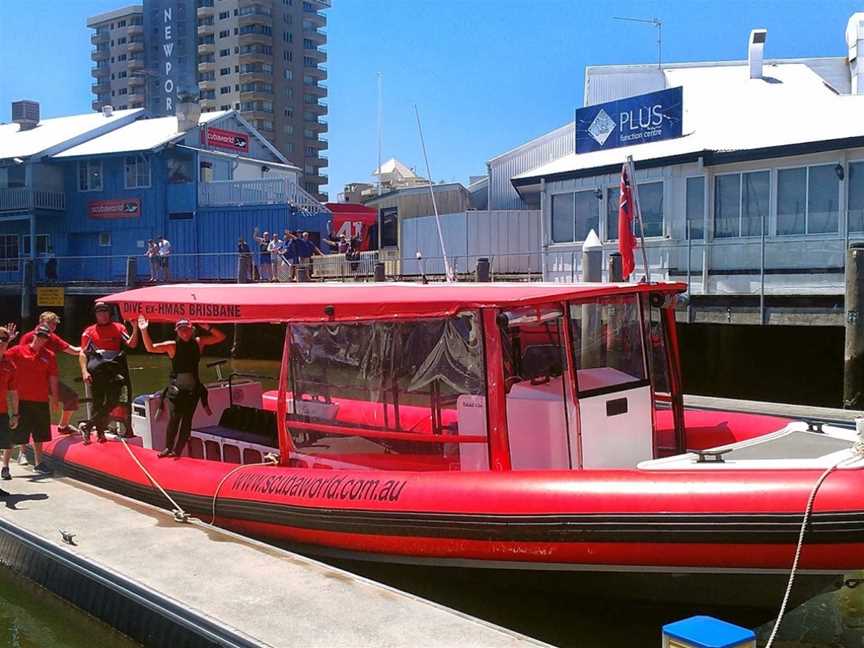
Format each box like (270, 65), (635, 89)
(100, 282), (686, 324)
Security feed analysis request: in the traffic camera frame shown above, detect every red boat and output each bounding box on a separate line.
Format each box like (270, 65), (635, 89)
(42, 282), (864, 606)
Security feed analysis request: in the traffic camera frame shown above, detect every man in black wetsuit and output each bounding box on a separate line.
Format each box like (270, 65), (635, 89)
(138, 317), (225, 458)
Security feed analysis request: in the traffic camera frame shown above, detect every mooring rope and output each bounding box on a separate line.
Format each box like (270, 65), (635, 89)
(117, 435), (190, 523)
(764, 434), (864, 648)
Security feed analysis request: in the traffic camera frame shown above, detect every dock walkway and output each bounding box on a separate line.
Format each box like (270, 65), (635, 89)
(0, 464), (543, 648)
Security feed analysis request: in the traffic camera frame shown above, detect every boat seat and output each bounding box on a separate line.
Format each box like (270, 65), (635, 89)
(195, 405), (278, 446)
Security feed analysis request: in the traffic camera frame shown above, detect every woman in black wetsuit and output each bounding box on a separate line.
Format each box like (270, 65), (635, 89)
(138, 317), (225, 458)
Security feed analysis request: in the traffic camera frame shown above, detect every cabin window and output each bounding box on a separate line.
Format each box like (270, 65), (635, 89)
(850, 162), (864, 233)
(286, 314), (486, 471)
(498, 305), (574, 470)
(569, 294), (647, 396)
(0, 235), (19, 272)
(167, 149), (195, 184)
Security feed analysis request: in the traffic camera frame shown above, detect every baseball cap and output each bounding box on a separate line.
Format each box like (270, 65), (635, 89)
(94, 302), (111, 312)
(175, 319), (193, 330)
(34, 325), (51, 338)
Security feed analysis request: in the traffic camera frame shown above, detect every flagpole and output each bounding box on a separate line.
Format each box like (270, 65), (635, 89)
(626, 155), (651, 282)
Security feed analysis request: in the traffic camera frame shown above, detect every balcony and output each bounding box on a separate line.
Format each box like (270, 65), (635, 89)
(196, 3), (214, 18)
(129, 91), (145, 103)
(91, 31), (109, 45)
(197, 40), (215, 55)
(92, 65), (109, 78)
(92, 82), (110, 94)
(0, 189), (65, 212)
(91, 48), (109, 61)
(238, 12), (273, 27)
(197, 21), (214, 35)
(128, 57), (144, 71)
(198, 178), (324, 211)
(127, 23), (143, 36)
(128, 74), (144, 87)
(238, 31), (272, 47)
(128, 39), (144, 53)
(197, 58), (215, 72)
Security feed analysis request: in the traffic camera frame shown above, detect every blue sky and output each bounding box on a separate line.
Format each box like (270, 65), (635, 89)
(0, 1), (860, 197)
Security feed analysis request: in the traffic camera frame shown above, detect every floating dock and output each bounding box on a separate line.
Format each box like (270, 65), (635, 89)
(0, 463), (544, 648)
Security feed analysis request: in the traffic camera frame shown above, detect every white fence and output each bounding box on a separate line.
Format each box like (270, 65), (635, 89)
(198, 178), (327, 212)
(398, 210), (541, 276)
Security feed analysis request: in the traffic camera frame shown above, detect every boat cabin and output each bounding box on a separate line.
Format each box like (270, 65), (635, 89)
(110, 282), (687, 472)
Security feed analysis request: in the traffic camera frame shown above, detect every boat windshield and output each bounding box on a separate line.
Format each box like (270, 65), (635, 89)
(285, 312), (488, 471)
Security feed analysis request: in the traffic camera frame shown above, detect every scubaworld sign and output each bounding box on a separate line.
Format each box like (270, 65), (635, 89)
(575, 87), (683, 154)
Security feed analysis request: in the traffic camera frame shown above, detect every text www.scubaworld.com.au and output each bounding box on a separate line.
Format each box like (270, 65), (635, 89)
(232, 473), (408, 502)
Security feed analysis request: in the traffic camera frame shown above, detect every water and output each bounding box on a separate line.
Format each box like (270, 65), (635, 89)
(0, 566), (139, 648)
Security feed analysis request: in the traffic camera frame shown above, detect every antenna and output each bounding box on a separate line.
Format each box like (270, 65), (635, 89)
(376, 72), (383, 196)
(613, 16), (662, 69)
(414, 105), (454, 282)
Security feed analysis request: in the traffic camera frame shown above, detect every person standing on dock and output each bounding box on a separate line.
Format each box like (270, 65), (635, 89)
(3, 325), (58, 476)
(0, 325), (19, 493)
(252, 229), (271, 281)
(19, 312), (82, 436)
(157, 235), (171, 282)
(137, 317), (225, 458)
(79, 303), (139, 443)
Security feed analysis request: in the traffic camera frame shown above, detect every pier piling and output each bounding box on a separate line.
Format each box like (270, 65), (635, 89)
(844, 243), (864, 408)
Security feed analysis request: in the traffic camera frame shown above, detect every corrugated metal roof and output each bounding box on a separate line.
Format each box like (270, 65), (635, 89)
(52, 111), (229, 158)
(0, 108), (144, 161)
(514, 63), (864, 184)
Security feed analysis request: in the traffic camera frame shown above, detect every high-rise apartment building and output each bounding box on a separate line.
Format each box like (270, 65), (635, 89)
(87, 6), (146, 112)
(87, 0), (329, 200)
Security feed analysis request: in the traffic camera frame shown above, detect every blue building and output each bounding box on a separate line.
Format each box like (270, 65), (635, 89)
(0, 100), (330, 286)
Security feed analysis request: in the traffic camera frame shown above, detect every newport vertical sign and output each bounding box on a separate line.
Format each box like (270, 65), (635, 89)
(575, 87), (683, 154)
(163, 5), (175, 113)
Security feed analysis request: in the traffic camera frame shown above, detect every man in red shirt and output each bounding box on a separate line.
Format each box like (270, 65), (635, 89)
(0, 325), (19, 492)
(3, 325), (57, 476)
(20, 311), (81, 435)
(79, 302), (139, 441)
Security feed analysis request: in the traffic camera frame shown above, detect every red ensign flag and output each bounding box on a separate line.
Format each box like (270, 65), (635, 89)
(618, 164), (636, 280)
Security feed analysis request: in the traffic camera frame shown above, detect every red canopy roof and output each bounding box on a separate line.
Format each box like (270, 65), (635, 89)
(101, 281), (686, 324)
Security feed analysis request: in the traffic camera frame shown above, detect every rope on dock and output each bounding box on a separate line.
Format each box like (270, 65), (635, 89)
(209, 454), (279, 526)
(764, 436), (864, 648)
(116, 436), (190, 523)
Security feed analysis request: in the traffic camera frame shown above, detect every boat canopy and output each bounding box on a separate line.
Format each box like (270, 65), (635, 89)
(100, 282), (687, 324)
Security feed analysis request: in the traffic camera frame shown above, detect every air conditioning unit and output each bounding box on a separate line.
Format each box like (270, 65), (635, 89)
(12, 100), (40, 130)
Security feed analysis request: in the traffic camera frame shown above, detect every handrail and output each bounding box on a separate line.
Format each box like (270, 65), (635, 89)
(286, 418), (486, 444)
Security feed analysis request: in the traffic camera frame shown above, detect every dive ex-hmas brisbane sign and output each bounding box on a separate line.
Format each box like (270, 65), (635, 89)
(575, 86), (683, 154)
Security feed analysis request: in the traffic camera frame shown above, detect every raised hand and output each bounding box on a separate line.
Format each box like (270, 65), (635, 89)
(5, 323), (17, 341)
(137, 315), (149, 330)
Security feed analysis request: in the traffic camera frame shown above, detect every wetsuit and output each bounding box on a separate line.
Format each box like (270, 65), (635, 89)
(164, 337), (202, 456)
(81, 323), (132, 436)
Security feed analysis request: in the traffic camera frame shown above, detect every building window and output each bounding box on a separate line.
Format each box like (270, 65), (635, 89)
(550, 191), (598, 243)
(219, 11), (229, 19)
(850, 162), (864, 233)
(118, 19), (126, 27)
(714, 171), (768, 238)
(117, 36), (126, 44)
(283, 125), (294, 135)
(285, 142), (295, 152)
(606, 181), (663, 240)
(219, 30), (229, 38)
(22, 234), (50, 256)
(219, 48), (230, 57)
(118, 53), (127, 61)
(303, 128), (313, 138)
(220, 86), (231, 94)
(118, 88), (128, 95)
(777, 164), (840, 235)
(220, 67), (230, 75)
(124, 155), (150, 189)
(283, 31), (293, 42)
(98, 232), (112, 247)
(118, 71), (127, 78)
(283, 51), (293, 62)
(685, 176), (705, 240)
(78, 160), (103, 192)
(0, 235), (18, 272)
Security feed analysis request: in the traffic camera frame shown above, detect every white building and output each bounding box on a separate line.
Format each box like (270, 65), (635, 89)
(493, 13), (864, 326)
